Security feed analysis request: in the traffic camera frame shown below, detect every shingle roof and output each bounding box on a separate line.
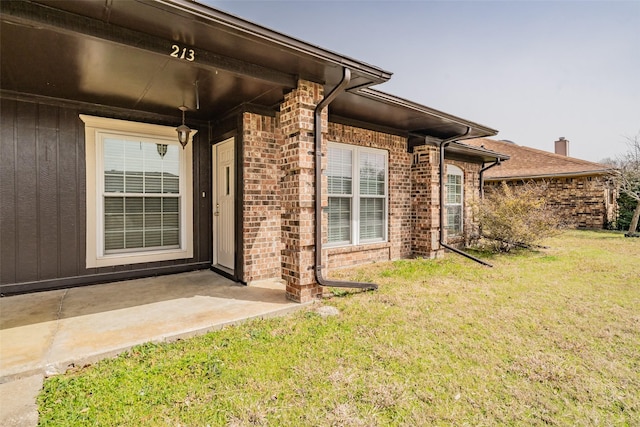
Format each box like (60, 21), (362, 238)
(464, 138), (613, 180)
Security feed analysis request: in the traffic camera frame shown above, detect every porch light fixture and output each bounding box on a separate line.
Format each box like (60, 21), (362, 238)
(176, 105), (191, 148)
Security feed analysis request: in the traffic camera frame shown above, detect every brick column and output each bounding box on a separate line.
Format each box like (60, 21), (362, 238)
(411, 144), (444, 258)
(241, 112), (282, 282)
(279, 80), (324, 302)
(388, 145), (413, 260)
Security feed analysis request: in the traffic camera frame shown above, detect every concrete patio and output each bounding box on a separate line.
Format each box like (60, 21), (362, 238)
(0, 270), (308, 426)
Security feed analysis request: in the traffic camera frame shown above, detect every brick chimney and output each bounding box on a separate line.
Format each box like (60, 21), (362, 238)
(554, 137), (569, 156)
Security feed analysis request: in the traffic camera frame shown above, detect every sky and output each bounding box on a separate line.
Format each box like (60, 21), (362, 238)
(208, 0), (639, 162)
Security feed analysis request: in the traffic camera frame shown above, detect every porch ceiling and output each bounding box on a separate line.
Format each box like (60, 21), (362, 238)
(1, 0), (498, 142)
(1, 0), (389, 121)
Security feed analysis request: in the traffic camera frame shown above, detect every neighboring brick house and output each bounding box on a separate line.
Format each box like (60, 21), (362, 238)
(1, 0), (507, 301)
(465, 138), (617, 229)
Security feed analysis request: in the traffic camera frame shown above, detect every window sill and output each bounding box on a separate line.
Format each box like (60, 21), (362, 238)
(326, 241), (390, 255)
(87, 247), (193, 268)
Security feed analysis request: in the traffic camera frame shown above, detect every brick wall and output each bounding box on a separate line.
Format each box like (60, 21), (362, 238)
(410, 145), (483, 255)
(241, 112), (283, 283)
(325, 123), (412, 269)
(240, 78), (493, 299)
(241, 90), (415, 287)
(278, 80), (323, 302)
(327, 243), (393, 269)
(486, 176), (611, 229)
(411, 145), (441, 257)
(446, 159), (482, 246)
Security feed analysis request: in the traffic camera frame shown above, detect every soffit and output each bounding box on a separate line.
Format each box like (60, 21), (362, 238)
(1, 0), (388, 120)
(445, 141), (510, 163)
(331, 89), (498, 142)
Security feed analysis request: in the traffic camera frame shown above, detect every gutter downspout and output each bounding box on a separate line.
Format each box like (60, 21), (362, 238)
(479, 159), (501, 198)
(437, 130), (493, 267)
(314, 68), (378, 290)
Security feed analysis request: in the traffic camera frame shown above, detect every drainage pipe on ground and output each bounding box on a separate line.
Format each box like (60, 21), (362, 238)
(437, 131), (493, 267)
(313, 68), (378, 290)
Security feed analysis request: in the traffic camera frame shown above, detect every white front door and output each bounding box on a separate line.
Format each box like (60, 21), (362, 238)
(213, 137), (235, 270)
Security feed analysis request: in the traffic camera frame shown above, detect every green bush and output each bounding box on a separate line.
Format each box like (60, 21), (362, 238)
(615, 190), (638, 231)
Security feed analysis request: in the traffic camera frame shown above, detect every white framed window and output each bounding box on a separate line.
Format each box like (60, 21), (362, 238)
(445, 164), (464, 236)
(81, 115), (196, 268)
(327, 142), (388, 246)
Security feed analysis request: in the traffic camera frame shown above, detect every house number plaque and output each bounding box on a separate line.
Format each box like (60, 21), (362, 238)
(170, 44), (195, 62)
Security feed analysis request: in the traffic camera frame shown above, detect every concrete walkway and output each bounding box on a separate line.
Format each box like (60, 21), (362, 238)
(0, 270), (307, 426)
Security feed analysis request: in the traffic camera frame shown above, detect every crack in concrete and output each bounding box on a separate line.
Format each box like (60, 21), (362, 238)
(42, 289), (68, 376)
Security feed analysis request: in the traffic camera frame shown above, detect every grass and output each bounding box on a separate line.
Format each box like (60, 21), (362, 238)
(37, 230), (639, 426)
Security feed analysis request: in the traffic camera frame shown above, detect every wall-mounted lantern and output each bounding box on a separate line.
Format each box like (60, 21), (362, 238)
(176, 105), (191, 148)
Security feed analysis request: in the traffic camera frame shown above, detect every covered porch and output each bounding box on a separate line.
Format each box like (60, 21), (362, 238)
(1, 0), (498, 301)
(0, 270), (304, 383)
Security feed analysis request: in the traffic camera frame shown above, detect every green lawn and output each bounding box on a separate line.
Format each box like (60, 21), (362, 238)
(38, 230), (639, 426)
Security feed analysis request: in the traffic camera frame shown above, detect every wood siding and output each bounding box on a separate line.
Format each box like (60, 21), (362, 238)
(0, 96), (212, 294)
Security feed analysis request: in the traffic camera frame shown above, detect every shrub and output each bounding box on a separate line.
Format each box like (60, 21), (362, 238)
(473, 181), (568, 252)
(615, 191), (638, 231)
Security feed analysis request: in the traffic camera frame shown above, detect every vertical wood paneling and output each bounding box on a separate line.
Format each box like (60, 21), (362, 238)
(192, 131), (200, 263)
(196, 130), (212, 262)
(206, 131), (213, 262)
(76, 111), (88, 273)
(0, 99), (17, 284)
(38, 104), (60, 280)
(15, 102), (39, 282)
(203, 132), (212, 262)
(1, 97), (212, 290)
(58, 107), (80, 277)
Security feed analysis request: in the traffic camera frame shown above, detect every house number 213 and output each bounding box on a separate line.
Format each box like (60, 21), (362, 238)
(170, 45), (195, 62)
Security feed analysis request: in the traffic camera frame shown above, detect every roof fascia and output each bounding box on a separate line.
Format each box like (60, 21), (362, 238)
(154, 0), (393, 84)
(486, 170), (614, 181)
(449, 141), (510, 161)
(356, 88), (499, 138)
